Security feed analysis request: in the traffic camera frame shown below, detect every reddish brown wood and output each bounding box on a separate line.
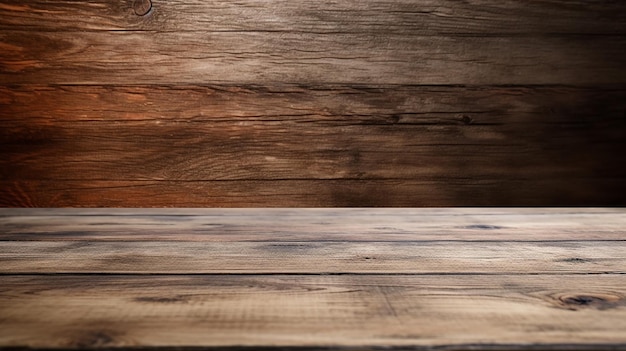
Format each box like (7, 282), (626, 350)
(1, 0), (625, 34)
(0, 0), (625, 206)
(2, 30), (625, 85)
(1, 85), (624, 206)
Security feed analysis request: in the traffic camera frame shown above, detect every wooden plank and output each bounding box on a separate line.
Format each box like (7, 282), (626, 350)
(3, 178), (626, 207)
(2, 30), (625, 85)
(1, 209), (625, 242)
(0, 121), (558, 180)
(2, 120), (623, 181)
(1, 274), (625, 349)
(1, 208), (624, 216)
(2, 0), (625, 35)
(3, 85), (626, 123)
(2, 86), (624, 188)
(2, 178), (626, 207)
(1, 210), (624, 349)
(1, 240), (624, 274)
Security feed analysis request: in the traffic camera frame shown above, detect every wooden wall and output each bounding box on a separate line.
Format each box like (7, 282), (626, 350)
(1, 0), (625, 207)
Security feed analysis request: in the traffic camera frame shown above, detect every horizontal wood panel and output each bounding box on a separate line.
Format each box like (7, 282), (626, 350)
(2, 86), (624, 206)
(3, 120), (623, 180)
(2, 209), (625, 349)
(2, 31), (625, 85)
(3, 85), (625, 122)
(2, 1), (626, 206)
(1, 207), (624, 216)
(1, 0), (625, 35)
(1, 274), (625, 349)
(1, 241), (624, 274)
(2, 178), (626, 207)
(2, 209), (625, 241)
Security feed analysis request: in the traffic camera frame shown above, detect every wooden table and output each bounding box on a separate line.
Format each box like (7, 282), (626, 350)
(1, 208), (625, 350)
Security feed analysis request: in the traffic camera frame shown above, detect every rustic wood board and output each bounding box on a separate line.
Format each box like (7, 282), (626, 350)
(1, 0), (626, 206)
(1, 85), (625, 206)
(3, 178), (626, 207)
(1, 275), (625, 349)
(2, 86), (625, 183)
(0, 209), (625, 350)
(2, 208), (625, 241)
(2, 30), (626, 85)
(1, 1), (626, 85)
(2, 0), (625, 34)
(1, 240), (624, 274)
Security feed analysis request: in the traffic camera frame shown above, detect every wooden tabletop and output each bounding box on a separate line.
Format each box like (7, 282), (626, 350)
(1, 208), (625, 350)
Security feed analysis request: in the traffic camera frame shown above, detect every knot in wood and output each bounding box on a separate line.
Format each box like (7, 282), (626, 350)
(555, 292), (623, 310)
(133, 0), (152, 16)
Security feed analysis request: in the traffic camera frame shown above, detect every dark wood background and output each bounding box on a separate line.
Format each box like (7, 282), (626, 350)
(1, 0), (625, 206)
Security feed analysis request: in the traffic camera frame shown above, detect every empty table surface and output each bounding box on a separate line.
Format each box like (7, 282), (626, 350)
(1, 208), (625, 350)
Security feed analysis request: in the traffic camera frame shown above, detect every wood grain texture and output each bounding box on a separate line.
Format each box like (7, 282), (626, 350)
(1, 274), (625, 349)
(1, 207), (623, 216)
(2, 86), (625, 206)
(1, 0), (625, 206)
(2, 30), (625, 85)
(2, 114), (623, 181)
(1, 209), (625, 350)
(2, 178), (626, 207)
(2, 0), (625, 34)
(1, 1), (625, 85)
(1, 240), (624, 274)
(2, 208), (625, 241)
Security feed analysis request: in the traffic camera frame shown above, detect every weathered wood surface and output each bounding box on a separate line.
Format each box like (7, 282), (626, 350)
(0, 209), (625, 350)
(1, 0), (626, 206)
(2, 208), (625, 241)
(3, 178), (626, 207)
(1, 0), (626, 85)
(2, 0), (625, 34)
(2, 86), (625, 206)
(2, 30), (626, 85)
(1, 240), (625, 274)
(2, 275), (626, 349)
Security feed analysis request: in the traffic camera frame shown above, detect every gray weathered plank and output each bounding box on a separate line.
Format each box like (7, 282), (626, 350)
(1, 208), (625, 241)
(1, 209), (625, 349)
(1, 274), (625, 349)
(1, 240), (624, 274)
